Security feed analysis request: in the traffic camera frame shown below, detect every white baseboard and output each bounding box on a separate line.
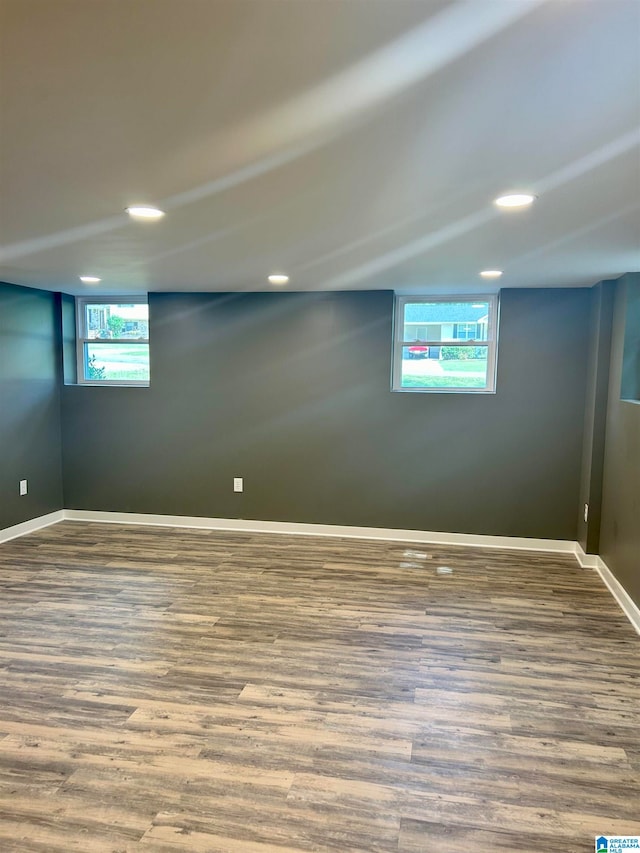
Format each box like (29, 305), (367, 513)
(574, 543), (600, 569)
(0, 509), (65, 544)
(3, 510), (638, 636)
(575, 543), (640, 635)
(594, 558), (640, 636)
(62, 509), (577, 553)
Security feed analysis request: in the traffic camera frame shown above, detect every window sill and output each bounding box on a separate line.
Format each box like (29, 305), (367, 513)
(66, 382), (150, 388)
(392, 387), (496, 394)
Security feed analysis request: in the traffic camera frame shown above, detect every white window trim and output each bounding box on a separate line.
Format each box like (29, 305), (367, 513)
(76, 296), (150, 386)
(392, 294), (499, 393)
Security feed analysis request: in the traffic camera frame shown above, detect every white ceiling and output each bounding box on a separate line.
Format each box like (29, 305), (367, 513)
(1, 0), (639, 295)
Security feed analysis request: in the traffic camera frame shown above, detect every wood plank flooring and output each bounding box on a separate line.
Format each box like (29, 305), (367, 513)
(0, 521), (638, 852)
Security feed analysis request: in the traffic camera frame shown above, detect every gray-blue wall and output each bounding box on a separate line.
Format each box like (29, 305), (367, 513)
(599, 273), (640, 606)
(60, 288), (590, 540)
(0, 281), (63, 529)
(577, 279), (615, 554)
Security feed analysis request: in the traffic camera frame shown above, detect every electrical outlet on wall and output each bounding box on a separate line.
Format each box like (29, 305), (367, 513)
(19, 479), (28, 496)
(584, 503), (589, 523)
(233, 477), (243, 493)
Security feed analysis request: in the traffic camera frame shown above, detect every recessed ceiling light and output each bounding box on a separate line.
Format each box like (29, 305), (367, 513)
(125, 205), (165, 220)
(79, 275), (101, 283)
(480, 270), (503, 279)
(268, 274), (289, 285)
(494, 193), (536, 208)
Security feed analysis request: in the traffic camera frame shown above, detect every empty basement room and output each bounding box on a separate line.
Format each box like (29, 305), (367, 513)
(0, 1), (639, 851)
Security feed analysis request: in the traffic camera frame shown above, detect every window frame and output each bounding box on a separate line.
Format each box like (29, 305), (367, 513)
(76, 296), (150, 386)
(392, 294), (499, 393)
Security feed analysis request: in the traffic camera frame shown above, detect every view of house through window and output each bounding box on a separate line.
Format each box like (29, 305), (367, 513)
(76, 298), (150, 384)
(393, 295), (499, 392)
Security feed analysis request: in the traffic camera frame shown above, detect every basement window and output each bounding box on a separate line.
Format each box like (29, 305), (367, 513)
(76, 297), (150, 385)
(392, 295), (499, 392)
